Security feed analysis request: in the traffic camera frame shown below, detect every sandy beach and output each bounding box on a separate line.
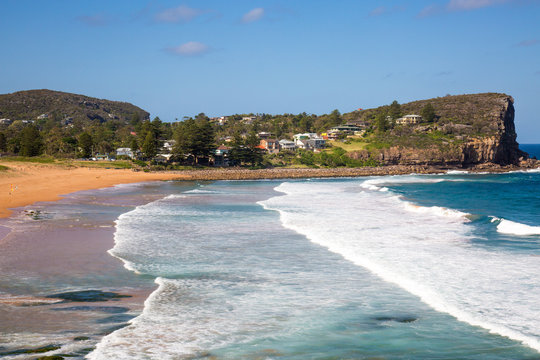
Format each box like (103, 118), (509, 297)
(0, 162), (184, 218)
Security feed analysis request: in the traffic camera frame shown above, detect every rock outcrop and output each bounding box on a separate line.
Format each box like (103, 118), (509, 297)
(347, 93), (528, 167)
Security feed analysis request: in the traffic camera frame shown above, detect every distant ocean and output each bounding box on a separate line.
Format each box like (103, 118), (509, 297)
(522, 144), (540, 159)
(1, 168), (540, 359)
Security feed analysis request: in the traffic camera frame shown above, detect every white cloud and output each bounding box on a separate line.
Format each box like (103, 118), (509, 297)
(241, 8), (265, 23)
(155, 5), (204, 23)
(447, 0), (509, 11)
(166, 41), (211, 56)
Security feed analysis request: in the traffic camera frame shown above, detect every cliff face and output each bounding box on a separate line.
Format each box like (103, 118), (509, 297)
(460, 97), (526, 165)
(347, 93), (527, 167)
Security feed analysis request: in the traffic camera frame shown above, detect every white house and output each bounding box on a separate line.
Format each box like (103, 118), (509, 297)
(279, 139), (296, 151)
(116, 147), (135, 159)
(396, 114), (422, 125)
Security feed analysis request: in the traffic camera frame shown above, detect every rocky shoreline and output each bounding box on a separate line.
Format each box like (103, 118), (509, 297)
(161, 160), (540, 181)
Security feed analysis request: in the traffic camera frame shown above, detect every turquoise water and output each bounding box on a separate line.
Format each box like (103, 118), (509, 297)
(87, 171), (540, 359)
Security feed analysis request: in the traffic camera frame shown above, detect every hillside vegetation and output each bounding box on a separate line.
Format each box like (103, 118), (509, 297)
(0, 89), (149, 125)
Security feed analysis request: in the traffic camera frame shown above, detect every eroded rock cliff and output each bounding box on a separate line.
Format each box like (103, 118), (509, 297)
(347, 93), (528, 167)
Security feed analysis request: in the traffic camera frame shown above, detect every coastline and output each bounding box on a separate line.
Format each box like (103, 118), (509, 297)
(0, 182), (182, 358)
(1, 160), (538, 219)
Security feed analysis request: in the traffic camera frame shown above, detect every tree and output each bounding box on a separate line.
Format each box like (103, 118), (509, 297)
(388, 100), (402, 120)
(78, 132), (93, 158)
(0, 132), (6, 152)
(142, 131), (158, 159)
(19, 125), (43, 156)
(172, 117), (215, 164)
(130, 112), (141, 126)
(129, 137), (139, 151)
(421, 103), (436, 123)
(375, 112), (388, 133)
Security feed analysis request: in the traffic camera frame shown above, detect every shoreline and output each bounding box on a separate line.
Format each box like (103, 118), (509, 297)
(1, 160), (538, 219)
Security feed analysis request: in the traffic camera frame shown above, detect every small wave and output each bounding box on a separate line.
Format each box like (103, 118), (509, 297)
(495, 218), (540, 236)
(446, 170), (469, 175)
(402, 202), (470, 220)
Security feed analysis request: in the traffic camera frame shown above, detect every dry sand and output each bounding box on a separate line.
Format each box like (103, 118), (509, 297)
(0, 162), (183, 218)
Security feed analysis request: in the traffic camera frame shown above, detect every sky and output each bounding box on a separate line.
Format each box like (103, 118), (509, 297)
(1, 0), (539, 142)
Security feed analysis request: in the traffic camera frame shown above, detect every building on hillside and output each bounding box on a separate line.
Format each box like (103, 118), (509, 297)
(259, 139), (280, 154)
(330, 124), (363, 133)
(214, 145), (231, 166)
(396, 114), (422, 125)
(242, 116), (257, 124)
(279, 139), (296, 151)
(293, 133), (326, 151)
(258, 131), (273, 139)
(37, 113), (49, 120)
(0, 118), (12, 125)
(305, 138), (326, 151)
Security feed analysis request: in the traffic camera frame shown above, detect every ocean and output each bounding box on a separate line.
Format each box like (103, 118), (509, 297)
(1, 170), (540, 359)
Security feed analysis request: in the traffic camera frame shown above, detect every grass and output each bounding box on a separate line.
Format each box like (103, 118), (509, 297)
(0, 156), (56, 163)
(328, 138), (370, 152)
(0, 164), (9, 171)
(71, 160), (133, 169)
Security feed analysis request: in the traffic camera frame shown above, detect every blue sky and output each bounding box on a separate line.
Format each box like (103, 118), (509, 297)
(1, 0), (539, 142)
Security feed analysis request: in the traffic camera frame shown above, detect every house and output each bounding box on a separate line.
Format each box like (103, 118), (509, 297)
(37, 113), (49, 120)
(305, 138), (326, 151)
(293, 133), (318, 146)
(0, 118), (12, 125)
(116, 147), (135, 159)
(258, 131), (273, 139)
(242, 116), (257, 124)
(162, 140), (176, 153)
(260, 139), (280, 154)
(396, 115), (422, 125)
(279, 139), (296, 151)
(94, 154), (111, 161)
(293, 133), (325, 151)
(330, 124), (363, 133)
(154, 154), (172, 163)
(214, 145), (231, 166)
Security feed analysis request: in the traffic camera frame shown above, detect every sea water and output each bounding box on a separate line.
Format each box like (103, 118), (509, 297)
(87, 171), (540, 359)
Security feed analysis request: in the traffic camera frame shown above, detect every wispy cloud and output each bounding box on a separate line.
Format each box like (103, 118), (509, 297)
(516, 39), (539, 47)
(155, 5), (205, 23)
(417, 4), (443, 17)
(447, 0), (508, 11)
(369, 5), (406, 17)
(77, 13), (109, 26)
(165, 41), (211, 56)
(241, 8), (265, 23)
(436, 71), (454, 76)
(419, 0), (512, 16)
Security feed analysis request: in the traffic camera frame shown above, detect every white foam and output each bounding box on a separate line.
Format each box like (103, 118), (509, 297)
(497, 218), (540, 236)
(446, 170), (470, 174)
(262, 179), (540, 352)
